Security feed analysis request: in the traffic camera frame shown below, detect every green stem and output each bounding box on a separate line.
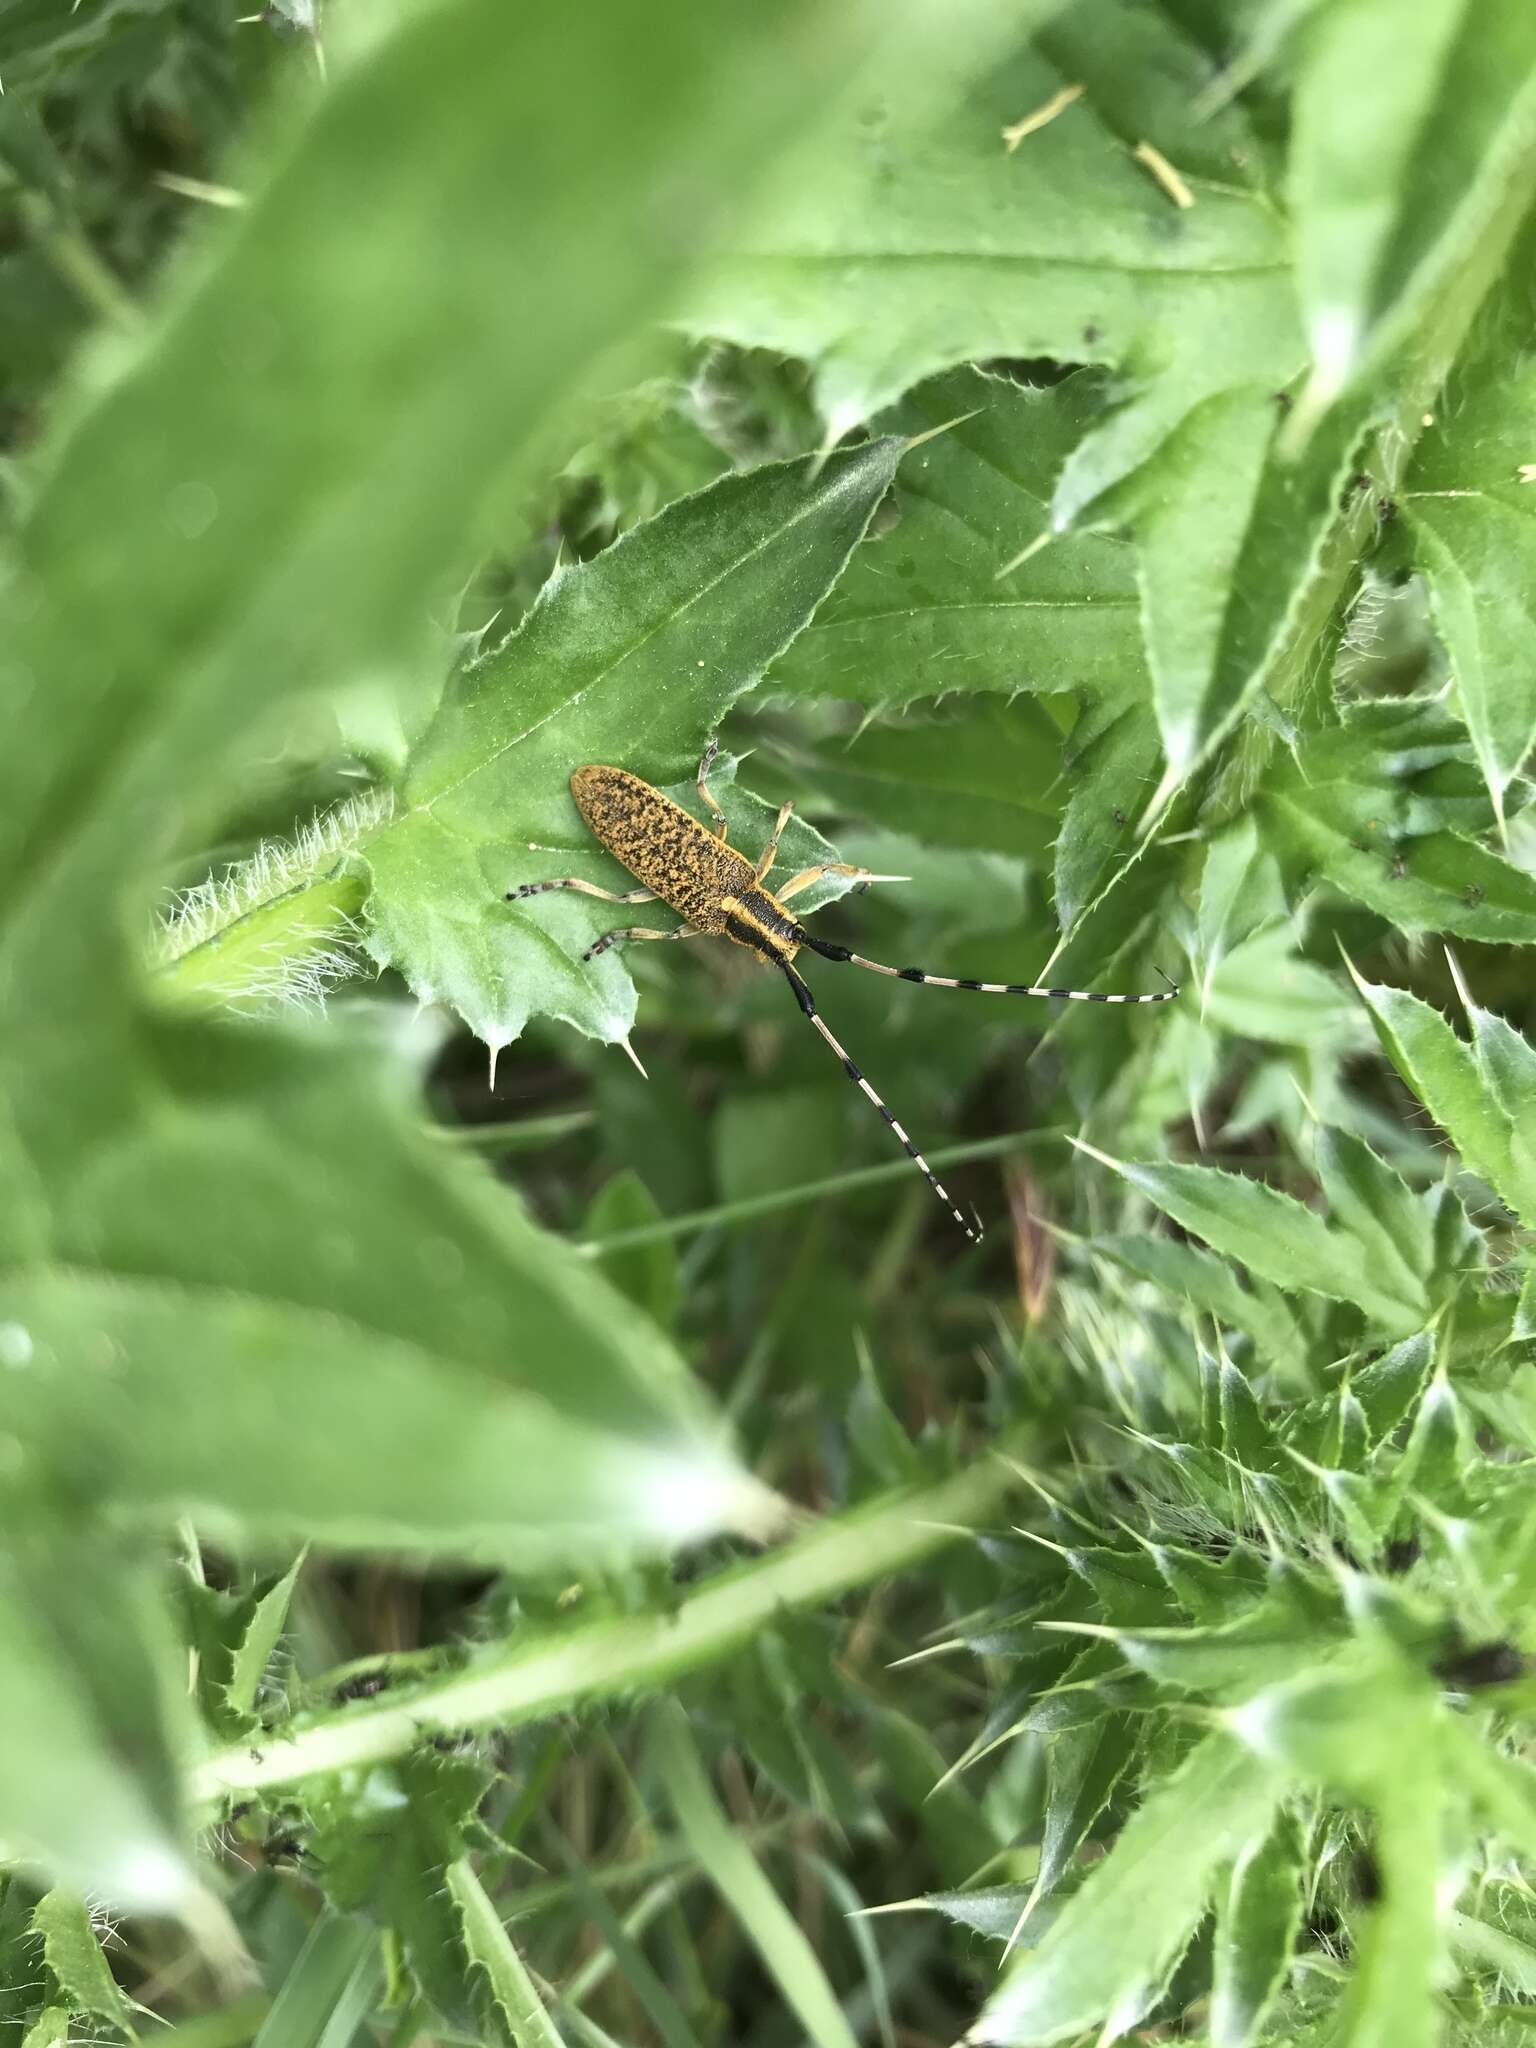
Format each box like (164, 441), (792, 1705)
(579, 1127), (1067, 1251)
(191, 1449), (1022, 1802)
(20, 192), (139, 331)
(436, 1110), (598, 1152)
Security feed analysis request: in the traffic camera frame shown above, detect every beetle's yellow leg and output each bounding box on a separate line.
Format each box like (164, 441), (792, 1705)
(697, 737), (729, 841)
(508, 878), (656, 904)
(753, 801), (795, 881)
(583, 924), (699, 964)
(776, 862), (907, 902)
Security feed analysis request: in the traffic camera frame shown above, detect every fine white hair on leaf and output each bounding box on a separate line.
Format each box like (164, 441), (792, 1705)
(154, 786), (393, 1013)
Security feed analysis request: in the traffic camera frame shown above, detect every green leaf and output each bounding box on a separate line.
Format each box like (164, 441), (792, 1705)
(927, 1886), (1040, 1945)
(1197, 819), (1288, 969)
(690, 19), (1294, 439)
(690, 12), (1357, 773)
(1, 0), (862, 1901)
(766, 368), (1144, 716)
(1236, 1654), (1449, 2048)
(1095, 1233), (1308, 1386)
(1031, 1715), (1138, 1909)
(1406, 244), (1536, 825)
(31, 1889), (130, 2029)
(1258, 698), (1536, 943)
(0, 1535), (192, 1912)
(251, 1914), (381, 2048)
(366, 441), (901, 1053)
(1202, 924), (1362, 1048)
(1056, 698), (1163, 933)
(20, 2014), (71, 2048)
(3, 1035), (780, 1562)
(1107, 1613), (1330, 1703)
(789, 698), (1062, 864)
(1288, 0), (1536, 415)
(227, 1554), (305, 1721)
(312, 1753), (494, 2035)
(1351, 1332), (1436, 1439)
(1209, 1814), (1304, 2048)
(1347, 965), (1536, 1226)
(972, 1733), (1283, 2046)
(587, 1171), (682, 1333)
(1335, 1764), (1443, 2048)
(1076, 1143), (1427, 1335)
(654, 1705), (861, 2048)
(1314, 1129), (1433, 1324)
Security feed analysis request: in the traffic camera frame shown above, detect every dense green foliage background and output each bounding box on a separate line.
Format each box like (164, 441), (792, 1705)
(2, 1), (1536, 2043)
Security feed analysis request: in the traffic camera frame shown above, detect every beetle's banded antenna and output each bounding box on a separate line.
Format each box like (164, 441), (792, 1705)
(781, 962), (980, 1244)
(795, 930), (1179, 1004)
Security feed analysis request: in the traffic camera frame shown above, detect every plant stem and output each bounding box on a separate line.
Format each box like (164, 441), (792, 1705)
(435, 1110), (598, 1152)
(191, 1449), (1022, 1803)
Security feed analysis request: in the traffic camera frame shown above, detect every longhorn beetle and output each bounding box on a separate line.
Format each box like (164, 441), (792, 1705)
(508, 742), (1178, 1241)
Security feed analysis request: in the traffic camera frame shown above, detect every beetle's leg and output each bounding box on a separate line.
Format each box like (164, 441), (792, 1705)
(507, 878), (656, 905)
(753, 801), (795, 880)
(776, 861), (907, 902)
(582, 924), (698, 964)
(795, 925), (1180, 1003)
(697, 737), (729, 841)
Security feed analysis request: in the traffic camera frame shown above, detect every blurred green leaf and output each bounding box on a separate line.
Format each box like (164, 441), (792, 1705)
(1314, 1128), (1434, 1320)
(0, 1534), (191, 1911)
(20, 2013), (71, 2048)
(926, 1886), (1040, 1944)
(1235, 1658), (1443, 2048)
(251, 1914), (381, 2048)
(1209, 1814), (1303, 2048)
(1055, 697), (1163, 932)
(587, 1172), (683, 1333)
(1096, 1233), (1308, 1383)
(973, 1733), (1283, 2046)
(367, 442), (901, 1053)
(0, 0), (873, 1902)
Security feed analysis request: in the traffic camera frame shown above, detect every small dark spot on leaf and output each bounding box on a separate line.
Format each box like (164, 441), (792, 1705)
(1382, 1535), (1421, 1575)
(1082, 322), (1102, 346)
